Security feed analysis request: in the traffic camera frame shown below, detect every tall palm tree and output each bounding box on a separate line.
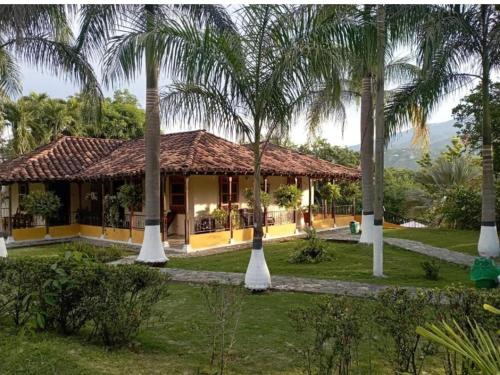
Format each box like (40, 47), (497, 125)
(373, 4), (385, 277)
(159, 5), (318, 289)
(386, 5), (500, 257)
(78, 5), (233, 265)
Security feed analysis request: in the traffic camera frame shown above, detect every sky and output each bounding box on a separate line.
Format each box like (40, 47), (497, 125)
(19, 62), (473, 147)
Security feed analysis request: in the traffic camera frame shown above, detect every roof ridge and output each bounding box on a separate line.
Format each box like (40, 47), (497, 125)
(185, 130), (205, 170)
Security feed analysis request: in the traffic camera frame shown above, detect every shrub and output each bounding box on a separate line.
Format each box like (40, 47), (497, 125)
(289, 295), (362, 375)
(375, 288), (436, 375)
(21, 191), (61, 231)
(60, 242), (124, 263)
(288, 228), (330, 264)
(273, 184), (302, 210)
(201, 283), (245, 373)
(89, 264), (169, 347)
(421, 260), (441, 280)
(244, 188), (272, 209)
(103, 194), (121, 228)
(441, 186), (481, 229)
(117, 183), (142, 212)
(40, 253), (104, 334)
(0, 257), (52, 328)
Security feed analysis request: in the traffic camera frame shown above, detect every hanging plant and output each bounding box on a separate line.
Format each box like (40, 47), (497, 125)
(273, 184), (302, 210)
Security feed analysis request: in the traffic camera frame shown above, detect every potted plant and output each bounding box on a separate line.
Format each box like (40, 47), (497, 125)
(273, 184), (302, 232)
(117, 183), (143, 240)
(244, 188), (273, 234)
(211, 208), (228, 231)
(21, 190), (61, 238)
(318, 182), (341, 220)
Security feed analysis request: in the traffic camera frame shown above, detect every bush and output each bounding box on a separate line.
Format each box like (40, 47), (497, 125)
(421, 260), (441, 280)
(21, 191), (61, 229)
(289, 295), (362, 375)
(441, 186), (481, 229)
(273, 184), (302, 210)
(60, 242), (125, 263)
(0, 257), (52, 328)
(375, 288), (436, 375)
(288, 227), (330, 264)
(39, 253), (104, 334)
(89, 264), (169, 347)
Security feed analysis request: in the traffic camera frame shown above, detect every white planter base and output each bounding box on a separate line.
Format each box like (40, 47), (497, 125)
(0, 237), (7, 257)
(136, 225), (168, 264)
(478, 225), (500, 258)
(359, 213), (374, 244)
(373, 224), (383, 277)
(245, 248), (271, 290)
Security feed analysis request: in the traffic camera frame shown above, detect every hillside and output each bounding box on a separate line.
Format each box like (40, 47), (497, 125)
(350, 120), (457, 169)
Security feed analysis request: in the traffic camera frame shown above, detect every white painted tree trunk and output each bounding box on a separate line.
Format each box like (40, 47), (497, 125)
(359, 213), (374, 244)
(478, 225), (500, 258)
(137, 225), (168, 264)
(373, 224), (383, 276)
(0, 237), (7, 257)
(245, 248), (271, 290)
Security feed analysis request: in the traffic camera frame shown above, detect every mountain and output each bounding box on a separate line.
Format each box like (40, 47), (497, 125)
(350, 120), (457, 169)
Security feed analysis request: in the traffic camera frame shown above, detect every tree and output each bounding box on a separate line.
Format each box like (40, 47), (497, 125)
(296, 138), (360, 168)
(453, 82), (500, 173)
(373, 4), (385, 277)
(387, 5), (500, 257)
(160, 5), (319, 289)
(78, 5), (231, 265)
(21, 190), (61, 237)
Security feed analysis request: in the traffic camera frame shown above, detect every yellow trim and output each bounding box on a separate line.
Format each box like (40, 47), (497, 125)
(131, 229), (144, 244)
(334, 215), (354, 227)
(80, 224), (103, 238)
(49, 224), (79, 238)
(266, 223), (296, 237)
(313, 218), (335, 229)
(12, 227), (47, 241)
(233, 228), (253, 242)
(105, 227), (130, 242)
(190, 231), (231, 249)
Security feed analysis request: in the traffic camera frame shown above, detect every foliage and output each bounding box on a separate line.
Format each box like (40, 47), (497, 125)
(200, 283), (245, 374)
(317, 182), (341, 204)
(383, 168), (419, 217)
(2, 90), (144, 158)
(453, 83), (500, 173)
(244, 188), (272, 209)
(375, 288), (435, 374)
(417, 303), (500, 375)
(89, 264), (169, 347)
(441, 186), (481, 229)
(60, 241), (125, 263)
(274, 184), (302, 210)
(21, 190), (61, 223)
(295, 138), (360, 168)
(103, 194), (121, 228)
(420, 260), (441, 280)
(211, 208), (228, 229)
(117, 183), (142, 212)
(288, 227), (330, 264)
(289, 295), (362, 375)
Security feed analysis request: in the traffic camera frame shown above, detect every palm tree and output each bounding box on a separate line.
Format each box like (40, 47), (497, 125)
(373, 5), (385, 277)
(77, 5), (232, 265)
(386, 5), (500, 257)
(159, 5), (317, 289)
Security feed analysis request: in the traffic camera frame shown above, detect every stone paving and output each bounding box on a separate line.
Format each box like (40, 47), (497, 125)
(160, 268), (410, 297)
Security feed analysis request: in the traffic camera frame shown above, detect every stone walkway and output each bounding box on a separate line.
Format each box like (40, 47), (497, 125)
(160, 268), (409, 297)
(319, 228), (475, 266)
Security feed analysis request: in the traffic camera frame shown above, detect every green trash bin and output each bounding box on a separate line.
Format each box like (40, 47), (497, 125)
(470, 257), (499, 289)
(349, 221), (360, 235)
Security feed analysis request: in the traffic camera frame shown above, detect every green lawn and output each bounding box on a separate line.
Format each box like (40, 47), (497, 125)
(7, 243), (137, 259)
(384, 228), (479, 256)
(0, 283), (445, 375)
(169, 240), (471, 288)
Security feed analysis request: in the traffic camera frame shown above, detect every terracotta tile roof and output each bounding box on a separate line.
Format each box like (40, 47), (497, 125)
(0, 136), (124, 182)
(0, 130), (360, 182)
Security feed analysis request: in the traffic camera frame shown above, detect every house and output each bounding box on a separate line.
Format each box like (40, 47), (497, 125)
(0, 130), (359, 252)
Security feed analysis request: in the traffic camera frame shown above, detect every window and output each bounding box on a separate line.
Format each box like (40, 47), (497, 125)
(219, 176), (238, 206)
(170, 176), (185, 213)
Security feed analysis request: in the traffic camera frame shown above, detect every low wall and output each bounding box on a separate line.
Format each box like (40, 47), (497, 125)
(233, 227), (253, 242)
(266, 223), (296, 237)
(190, 231), (231, 250)
(313, 217), (335, 230)
(80, 224), (103, 238)
(335, 214), (355, 227)
(12, 224), (80, 241)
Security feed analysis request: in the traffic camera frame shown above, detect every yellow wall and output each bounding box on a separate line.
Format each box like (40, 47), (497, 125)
(190, 230), (231, 250)
(105, 227), (130, 242)
(233, 227), (253, 242)
(50, 224), (79, 238)
(12, 227), (46, 241)
(132, 229), (144, 244)
(313, 218), (335, 230)
(80, 224), (103, 238)
(335, 215), (354, 227)
(266, 223), (296, 237)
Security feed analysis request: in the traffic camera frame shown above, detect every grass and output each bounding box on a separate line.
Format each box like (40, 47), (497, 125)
(0, 283), (445, 374)
(168, 240), (471, 288)
(384, 228), (479, 256)
(8, 243), (136, 259)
